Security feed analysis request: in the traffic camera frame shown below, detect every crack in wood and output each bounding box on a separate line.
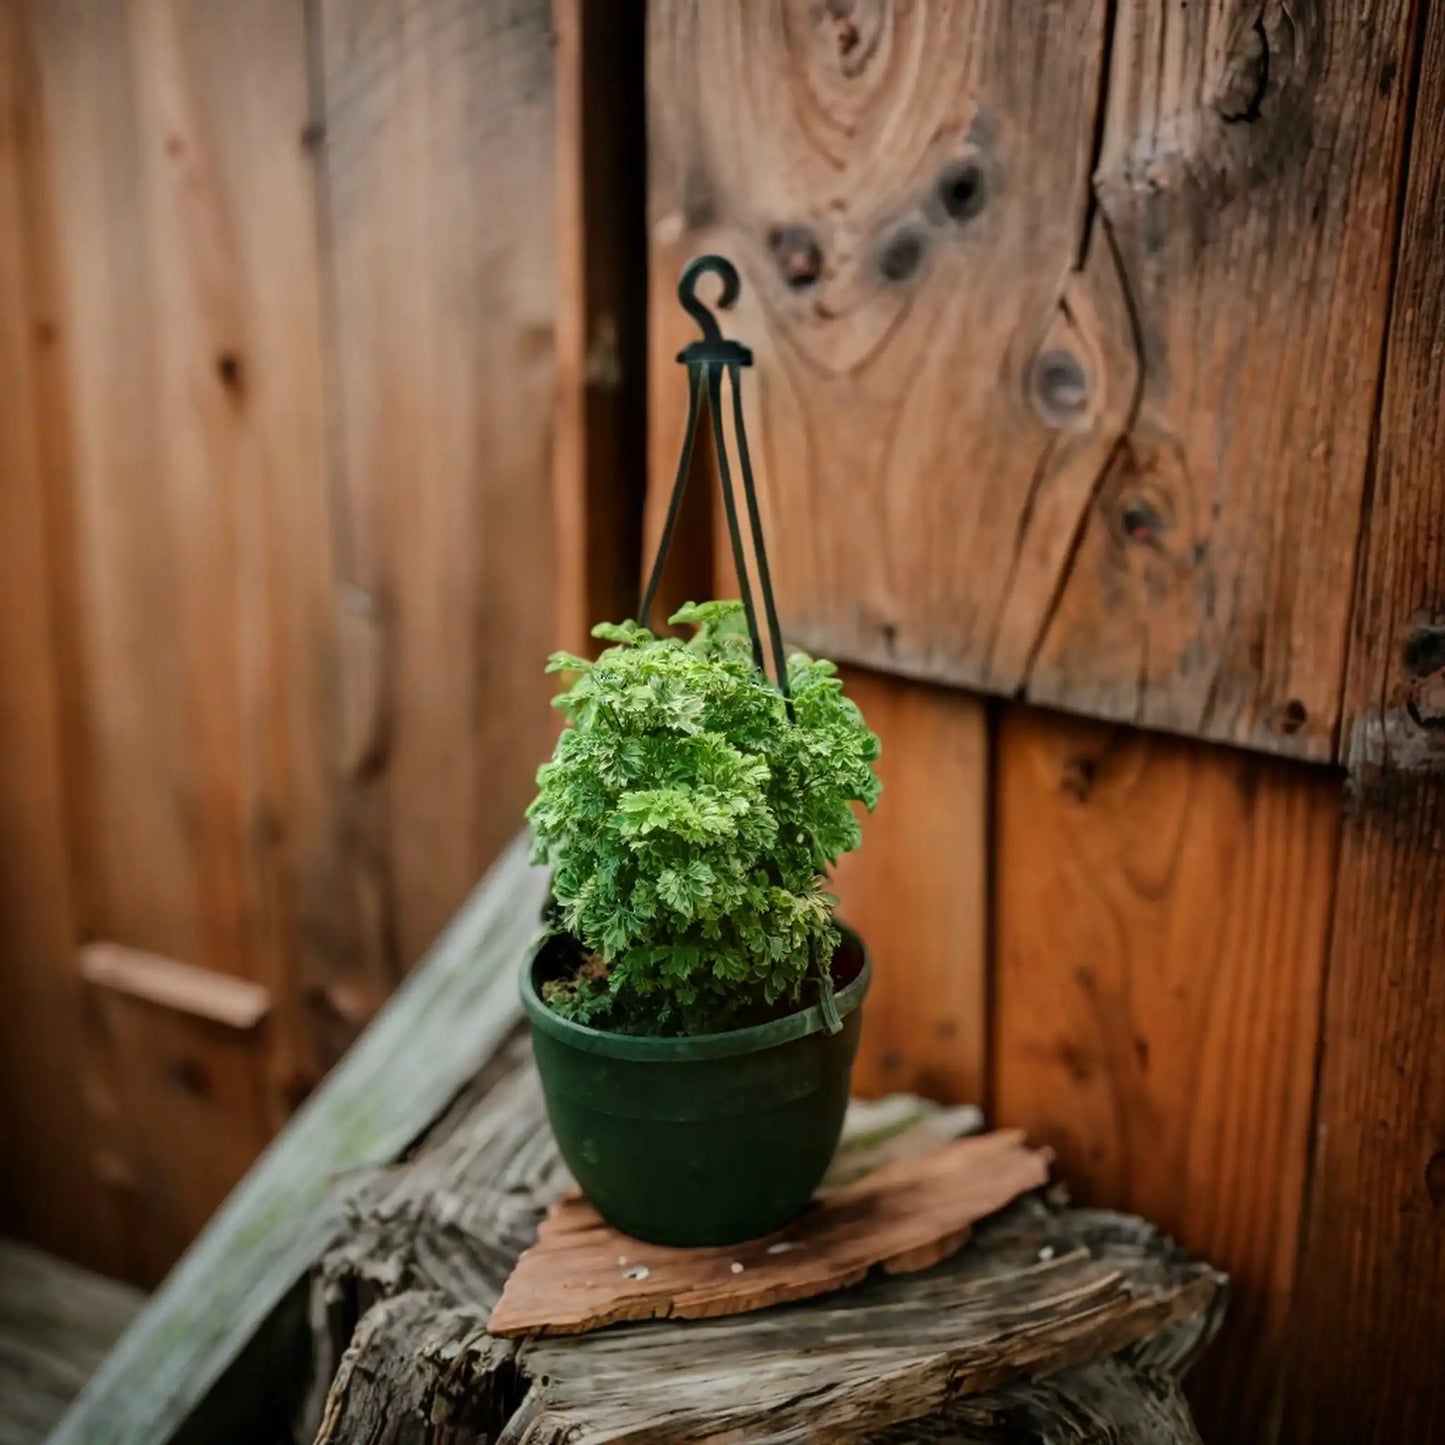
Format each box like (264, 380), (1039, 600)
(1020, 210), (1148, 699)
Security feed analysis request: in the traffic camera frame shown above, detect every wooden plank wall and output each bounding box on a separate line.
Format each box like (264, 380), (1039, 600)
(648, 2), (1442, 1442)
(0, 0), (586, 1285)
(1286, 2), (1445, 1435)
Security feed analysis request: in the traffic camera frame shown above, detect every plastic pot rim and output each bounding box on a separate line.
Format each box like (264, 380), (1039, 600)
(520, 922), (871, 1063)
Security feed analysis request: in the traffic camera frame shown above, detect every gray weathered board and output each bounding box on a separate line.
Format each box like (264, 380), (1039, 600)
(0, 1240), (143, 1445)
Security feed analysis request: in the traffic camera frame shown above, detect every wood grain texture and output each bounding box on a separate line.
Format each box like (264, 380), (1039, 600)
(0, 1239), (142, 1445)
(830, 667), (989, 1105)
(861, 1360), (1205, 1445)
(314, 1040), (1224, 1445)
(51, 835), (548, 1445)
(317, 0), (559, 973)
(1286, 5), (1445, 1437)
(0, 4), (108, 1272)
(993, 707), (1340, 1441)
(22, 0), (350, 1277)
(1027, 0), (1416, 759)
(647, 0), (1417, 761)
(489, 1131), (1050, 1337)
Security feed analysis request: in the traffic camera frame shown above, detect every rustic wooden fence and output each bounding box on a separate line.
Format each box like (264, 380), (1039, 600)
(1, 3), (1441, 1442)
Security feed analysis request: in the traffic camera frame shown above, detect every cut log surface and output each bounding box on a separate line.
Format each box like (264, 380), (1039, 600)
(313, 1037), (1225, 1444)
(489, 1130), (1051, 1337)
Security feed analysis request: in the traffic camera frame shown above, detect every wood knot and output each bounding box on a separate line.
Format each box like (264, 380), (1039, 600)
(1279, 698), (1309, 735)
(877, 227), (926, 283)
(936, 160), (986, 224)
(1426, 1150), (1445, 1208)
(1030, 350), (1089, 428)
(165, 1056), (211, 1098)
(1060, 756), (1096, 802)
(216, 350), (246, 398)
(1217, 12), (1269, 124)
(1404, 623), (1445, 731)
(767, 225), (823, 290)
(1402, 624), (1445, 678)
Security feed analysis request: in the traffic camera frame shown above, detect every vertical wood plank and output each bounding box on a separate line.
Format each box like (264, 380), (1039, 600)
(646, 0), (1419, 763)
(317, 0), (559, 971)
(1287, 4), (1445, 1436)
(994, 707), (1340, 1440)
(554, 0), (647, 654)
(0, 2), (109, 1271)
(1026, 0), (1417, 758)
(830, 669), (988, 1105)
(647, 0), (1112, 671)
(26, 0), (349, 1276)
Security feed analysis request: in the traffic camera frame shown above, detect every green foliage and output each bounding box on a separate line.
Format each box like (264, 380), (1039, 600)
(527, 601), (881, 1035)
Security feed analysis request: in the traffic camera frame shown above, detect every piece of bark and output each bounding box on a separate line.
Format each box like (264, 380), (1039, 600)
(488, 1130), (1050, 1337)
(491, 1121), (1046, 1335)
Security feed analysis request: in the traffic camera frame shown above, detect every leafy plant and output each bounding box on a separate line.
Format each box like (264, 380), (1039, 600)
(527, 601), (881, 1035)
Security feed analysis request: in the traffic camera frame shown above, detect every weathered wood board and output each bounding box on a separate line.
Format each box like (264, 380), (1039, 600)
(488, 1130), (1050, 1337)
(992, 707), (1340, 1440)
(647, 0), (1418, 763)
(0, 1239), (143, 1445)
(1285, 4), (1445, 1437)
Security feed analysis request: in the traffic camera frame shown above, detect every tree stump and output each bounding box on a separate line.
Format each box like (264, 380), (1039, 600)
(310, 1033), (1225, 1443)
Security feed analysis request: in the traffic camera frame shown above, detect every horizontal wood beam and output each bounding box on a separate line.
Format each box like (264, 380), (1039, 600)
(79, 945), (272, 1032)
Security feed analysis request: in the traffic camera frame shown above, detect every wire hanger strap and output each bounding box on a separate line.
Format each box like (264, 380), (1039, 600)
(638, 257), (791, 701)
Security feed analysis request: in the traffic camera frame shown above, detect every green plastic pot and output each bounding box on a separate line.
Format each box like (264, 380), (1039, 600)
(521, 926), (871, 1246)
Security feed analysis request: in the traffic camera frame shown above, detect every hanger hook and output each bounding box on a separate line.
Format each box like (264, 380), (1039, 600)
(678, 254), (740, 344)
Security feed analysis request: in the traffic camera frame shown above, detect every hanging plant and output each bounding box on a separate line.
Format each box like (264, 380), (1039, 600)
(521, 256), (882, 1247)
(528, 599), (880, 1036)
